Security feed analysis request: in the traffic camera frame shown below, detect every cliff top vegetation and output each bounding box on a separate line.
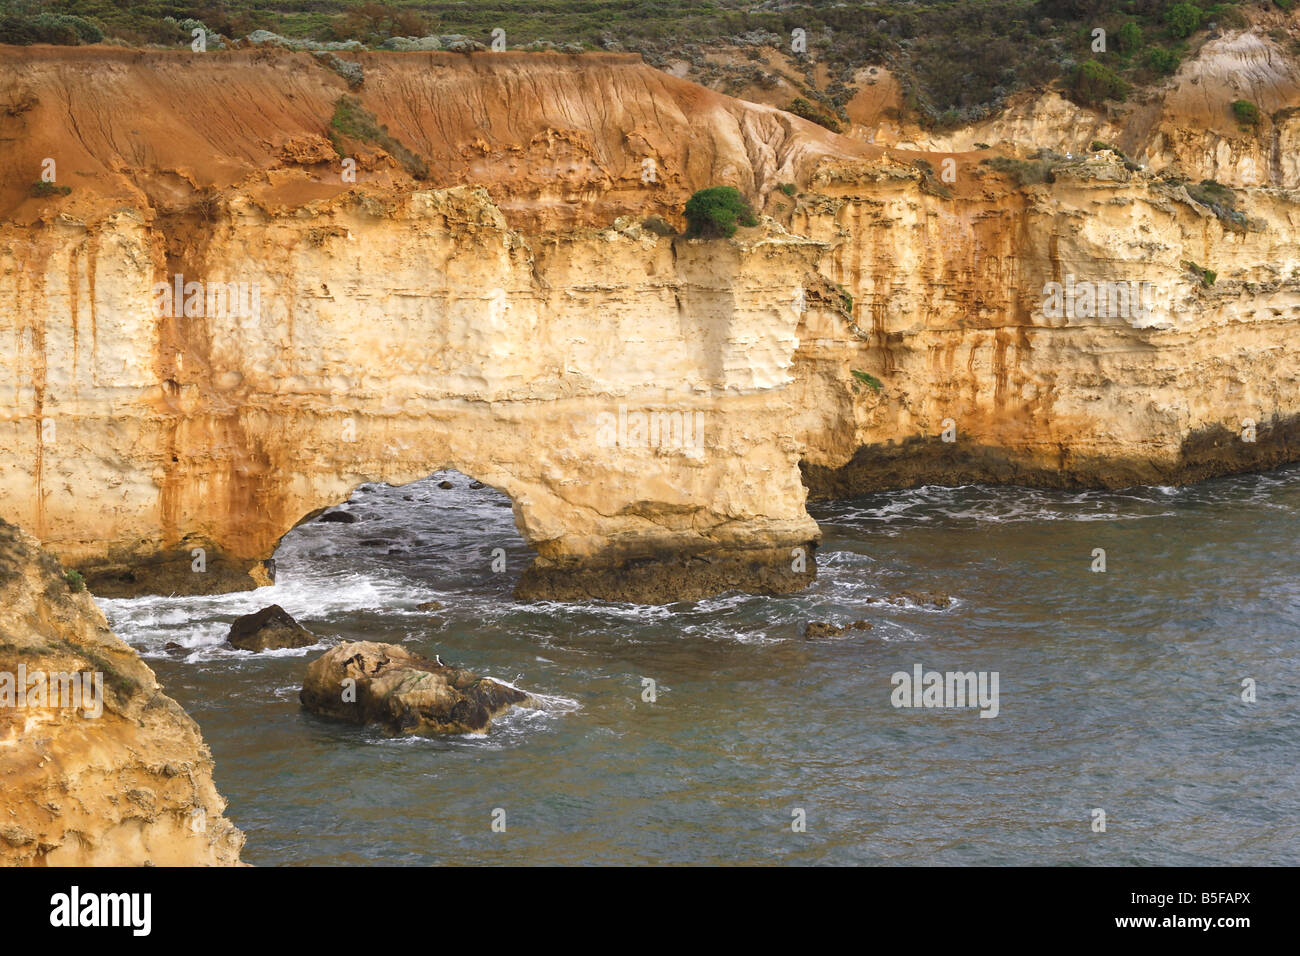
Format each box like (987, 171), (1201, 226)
(0, 0), (1289, 128)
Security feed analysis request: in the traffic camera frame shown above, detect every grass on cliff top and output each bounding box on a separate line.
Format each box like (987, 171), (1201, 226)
(1, 0), (1252, 130)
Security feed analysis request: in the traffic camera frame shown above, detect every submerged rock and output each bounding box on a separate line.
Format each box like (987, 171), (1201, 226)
(317, 510), (358, 523)
(437, 480), (454, 489)
(517, 543), (817, 604)
(869, 590), (953, 609)
(415, 600), (444, 611)
(804, 619), (873, 639)
(300, 641), (530, 735)
(227, 604), (316, 651)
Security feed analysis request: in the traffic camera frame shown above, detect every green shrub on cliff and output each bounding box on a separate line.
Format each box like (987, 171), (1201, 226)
(1205, 3), (1249, 29)
(1231, 99), (1260, 127)
(1164, 3), (1202, 39)
(836, 283), (854, 314)
(851, 369), (882, 393)
(0, 12), (103, 46)
(1144, 47), (1182, 76)
(786, 97), (842, 133)
(683, 186), (758, 239)
(1069, 60), (1129, 107)
(30, 181), (71, 198)
(1117, 21), (1142, 53)
(1183, 178), (1257, 233)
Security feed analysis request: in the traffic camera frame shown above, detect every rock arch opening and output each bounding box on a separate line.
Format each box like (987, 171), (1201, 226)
(274, 470), (536, 605)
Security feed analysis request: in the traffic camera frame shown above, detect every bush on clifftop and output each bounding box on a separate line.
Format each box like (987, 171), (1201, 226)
(683, 186), (758, 239)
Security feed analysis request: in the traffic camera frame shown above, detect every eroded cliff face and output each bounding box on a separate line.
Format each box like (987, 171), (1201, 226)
(793, 154), (1300, 495)
(0, 518), (244, 865)
(0, 46), (869, 232)
(0, 181), (830, 600)
(0, 45), (1298, 602)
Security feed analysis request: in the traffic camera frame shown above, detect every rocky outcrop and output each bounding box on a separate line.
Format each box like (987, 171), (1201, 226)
(316, 510), (358, 524)
(0, 518), (243, 866)
(804, 619), (872, 639)
(0, 46), (1298, 604)
(300, 641), (530, 735)
(226, 604), (316, 652)
(869, 591), (954, 610)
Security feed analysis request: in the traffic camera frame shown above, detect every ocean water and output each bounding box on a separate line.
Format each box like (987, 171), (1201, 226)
(95, 466), (1300, 865)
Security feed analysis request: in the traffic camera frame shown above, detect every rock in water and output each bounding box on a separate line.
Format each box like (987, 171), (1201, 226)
(317, 510), (357, 523)
(804, 619), (873, 639)
(227, 604), (316, 651)
(300, 641), (530, 735)
(415, 600), (444, 611)
(867, 590), (953, 609)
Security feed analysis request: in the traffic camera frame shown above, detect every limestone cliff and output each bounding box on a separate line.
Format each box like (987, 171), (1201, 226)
(0, 44), (1297, 602)
(794, 152), (1300, 495)
(0, 518), (244, 865)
